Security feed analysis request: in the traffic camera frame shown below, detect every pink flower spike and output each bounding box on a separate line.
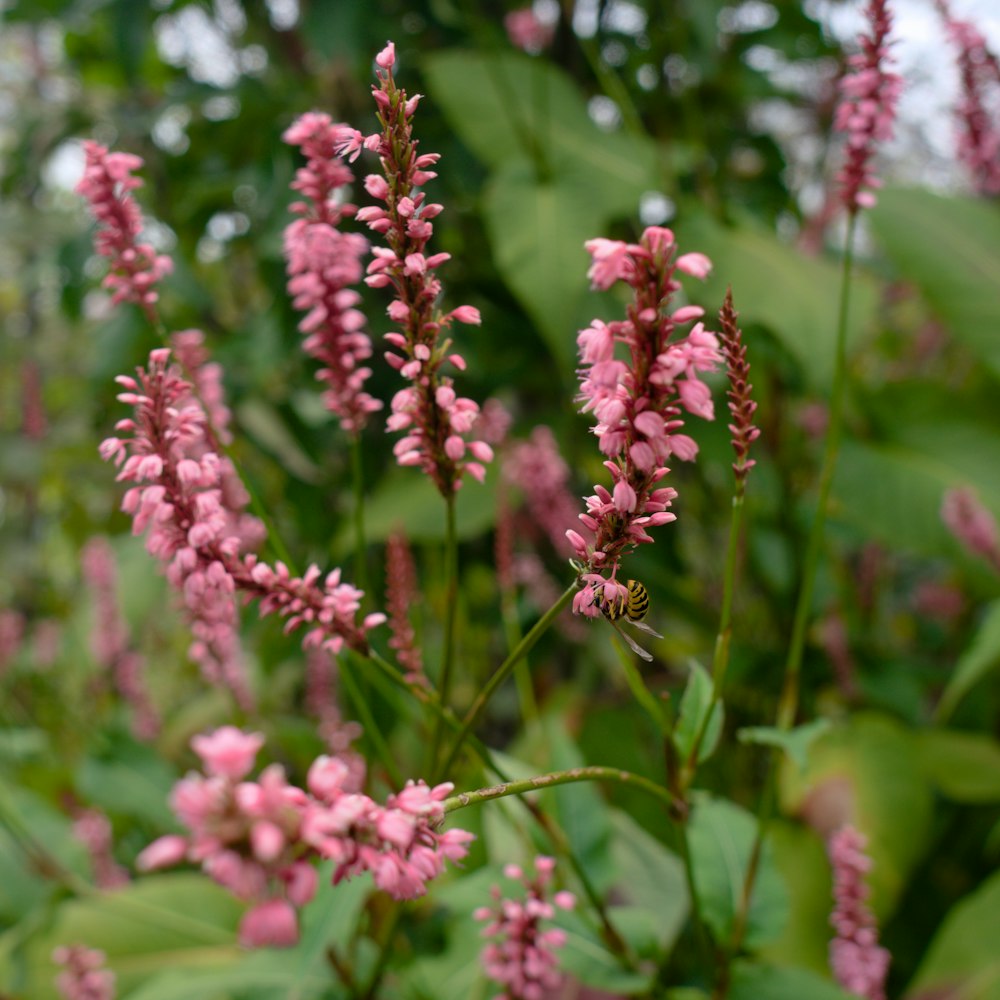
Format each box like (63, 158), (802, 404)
(192, 727), (265, 780)
(375, 41), (396, 69)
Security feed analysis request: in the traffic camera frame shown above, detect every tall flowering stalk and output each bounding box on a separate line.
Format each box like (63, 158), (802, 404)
(75, 142), (173, 323)
(139, 727), (474, 947)
(474, 856), (576, 1000)
(100, 348), (384, 703)
(567, 226), (721, 616)
(834, 0), (903, 214)
(937, 1), (1000, 195)
(343, 41), (493, 496)
(283, 112), (382, 434)
(827, 826), (891, 1000)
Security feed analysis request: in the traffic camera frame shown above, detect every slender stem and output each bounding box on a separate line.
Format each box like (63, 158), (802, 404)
(501, 588), (539, 726)
(613, 634), (668, 735)
(340, 657), (404, 789)
(360, 901), (403, 1000)
(674, 814), (714, 972)
(350, 434), (368, 597)
(429, 495), (459, 774)
(720, 215), (860, 996)
(439, 582), (577, 777)
(443, 765), (679, 814)
(776, 215), (857, 731)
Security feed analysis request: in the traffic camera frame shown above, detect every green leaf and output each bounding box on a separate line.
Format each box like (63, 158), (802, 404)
(916, 729), (1000, 803)
(675, 213), (877, 388)
(779, 713), (933, 916)
(688, 794), (790, 950)
(738, 719), (831, 772)
(906, 869), (1000, 999)
(673, 660), (723, 766)
(729, 961), (855, 1000)
(75, 740), (178, 829)
(869, 188), (1000, 379)
(936, 600), (1000, 722)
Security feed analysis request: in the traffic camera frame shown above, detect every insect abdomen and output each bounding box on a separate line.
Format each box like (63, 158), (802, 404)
(625, 580), (649, 621)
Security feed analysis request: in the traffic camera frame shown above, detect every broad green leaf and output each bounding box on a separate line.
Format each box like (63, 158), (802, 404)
(869, 188), (1000, 379)
(758, 822), (837, 974)
(738, 719), (831, 772)
(556, 908), (655, 994)
(906, 869), (1000, 999)
(688, 794), (790, 950)
(936, 600), (1000, 722)
(75, 740), (178, 829)
(349, 465), (496, 545)
(779, 713), (933, 916)
(675, 213), (877, 388)
(730, 961), (855, 1000)
(606, 809), (688, 953)
(916, 729), (1000, 803)
(673, 660), (723, 766)
(16, 874), (242, 1000)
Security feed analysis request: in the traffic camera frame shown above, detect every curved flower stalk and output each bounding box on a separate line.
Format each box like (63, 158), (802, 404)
(474, 856), (576, 1000)
(937, 0), (1000, 195)
(283, 112), (382, 434)
(75, 141), (173, 323)
(341, 41), (492, 495)
(834, 0), (903, 214)
(828, 826), (890, 1000)
(100, 349), (383, 703)
(139, 727), (474, 947)
(566, 226), (722, 616)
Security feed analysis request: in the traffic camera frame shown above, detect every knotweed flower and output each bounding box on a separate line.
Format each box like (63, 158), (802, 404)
(474, 855), (576, 1000)
(75, 141), (173, 321)
(72, 809), (129, 891)
(140, 729), (473, 947)
(53, 944), (115, 1000)
(937, 1), (1000, 195)
(283, 112), (382, 433)
(346, 41), (492, 494)
(718, 290), (759, 483)
(834, 0), (903, 213)
(568, 226), (722, 616)
(385, 531), (426, 686)
(941, 486), (1000, 573)
(504, 7), (556, 54)
(828, 826), (890, 1000)
(305, 648), (365, 761)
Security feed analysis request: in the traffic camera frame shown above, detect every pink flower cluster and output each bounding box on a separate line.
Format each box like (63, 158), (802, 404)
(941, 486), (1000, 574)
(283, 112), (382, 433)
(75, 141), (173, 320)
(385, 531), (427, 686)
(100, 348), (382, 701)
(305, 647), (364, 760)
(718, 291), (759, 483)
(568, 227), (722, 616)
(339, 41), (492, 494)
(828, 826), (890, 1000)
(81, 537), (160, 740)
(834, 0), (903, 213)
(139, 727), (473, 947)
(504, 7), (556, 54)
(474, 856), (576, 1000)
(72, 809), (130, 891)
(53, 944), (115, 1000)
(938, 1), (1000, 195)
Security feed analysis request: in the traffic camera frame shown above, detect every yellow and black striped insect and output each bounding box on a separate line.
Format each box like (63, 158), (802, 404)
(602, 579), (662, 662)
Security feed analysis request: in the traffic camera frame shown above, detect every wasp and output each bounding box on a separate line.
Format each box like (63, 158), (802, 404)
(602, 579), (662, 662)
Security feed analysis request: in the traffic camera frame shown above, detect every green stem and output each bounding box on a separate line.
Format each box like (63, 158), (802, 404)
(439, 582), (577, 777)
(350, 434), (368, 597)
(674, 813), (714, 972)
(443, 765), (679, 814)
(429, 495), (459, 775)
(501, 587), (539, 726)
(341, 655), (404, 789)
(776, 214), (857, 731)
(360, 902), (403, 1000)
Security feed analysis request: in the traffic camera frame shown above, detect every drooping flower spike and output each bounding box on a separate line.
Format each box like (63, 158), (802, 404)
(343, 41), (493, 495)
(568, 226), (722, 617)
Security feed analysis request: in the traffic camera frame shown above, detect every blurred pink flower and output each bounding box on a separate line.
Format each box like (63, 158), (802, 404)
(828, 826), (890, 1000)
(53, 944), (115, 1000)
(72, 810), (129, 891)
(385, 531), (426, 686)
(834, 0), (903, 213)
(505, 7), (556, 54)
(474, 855), (576, 999)
(941, 486), (1000, 573)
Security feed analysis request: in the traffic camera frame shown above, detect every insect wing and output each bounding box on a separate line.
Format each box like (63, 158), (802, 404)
(628, 619), (663, 639)
(609, 618), (654, 662)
